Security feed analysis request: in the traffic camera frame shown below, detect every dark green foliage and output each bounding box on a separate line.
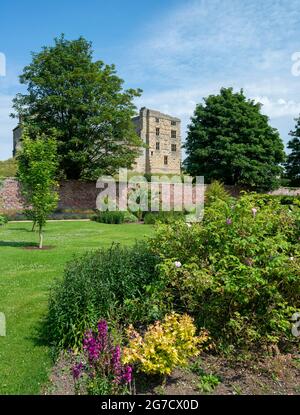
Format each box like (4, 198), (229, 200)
(285, 117), (300, 186)
(92, 210), (125, 224)
(46, 243), (162, 349)
(144, 211), (185, 224)
(0, 215), (8, 226)
(184, 88), (285, 191)
(12, 35), (142, 180)
(92, 211), (128, 224)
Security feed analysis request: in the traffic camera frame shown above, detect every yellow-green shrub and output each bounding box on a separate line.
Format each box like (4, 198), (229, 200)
(123, 313), (209, 376)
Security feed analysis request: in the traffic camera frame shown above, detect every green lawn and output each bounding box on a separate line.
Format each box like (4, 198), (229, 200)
(0, 221), (153, 395)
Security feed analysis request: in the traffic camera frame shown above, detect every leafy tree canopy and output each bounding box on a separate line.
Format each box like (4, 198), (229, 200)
(285, 117), (300, 186)
(12, 35), (143, 180)
(184, 88), (285, 191)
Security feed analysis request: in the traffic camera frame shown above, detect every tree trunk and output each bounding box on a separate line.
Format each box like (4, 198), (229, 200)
(39, 229), (43, 249)
(31, 221), (36, 232)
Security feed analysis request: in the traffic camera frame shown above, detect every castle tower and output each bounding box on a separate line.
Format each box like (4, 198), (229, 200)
(132, 107), (181, 175)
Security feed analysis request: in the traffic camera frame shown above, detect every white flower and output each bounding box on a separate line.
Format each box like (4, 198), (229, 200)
(252, 208), (258, 217)
(174, 261), (182, 268)
(186, 223), (192, 228)
(290, 257), (294, 261)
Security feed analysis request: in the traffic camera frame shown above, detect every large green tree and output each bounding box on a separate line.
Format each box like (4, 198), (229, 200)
(184, 88), (285, 191)
(12, 35), (142, 180)
(285, 117), (300, 186)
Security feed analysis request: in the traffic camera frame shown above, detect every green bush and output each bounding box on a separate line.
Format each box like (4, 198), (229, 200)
(205, 180), (232, 206)
(248, 193), (300, 207)
(149, 191), (300, 352)
(92, 210), (125, 224)
(123, 211), (139, 223)
(46, 242), (163, 349)
(144, 211), (185, 225)
(0, 215), (8, 226)
(0, 158), (17, 177)
(92, 210), (139, 224)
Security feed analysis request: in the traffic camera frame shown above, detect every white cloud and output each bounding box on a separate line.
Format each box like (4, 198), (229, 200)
(128, 0), (300, 148)
(253, 96), (300, 119)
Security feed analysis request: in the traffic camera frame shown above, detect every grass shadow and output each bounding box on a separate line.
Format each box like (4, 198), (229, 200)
(5, 227), (35, 232)
(0, 241), (37, 248)
(26, 315), (59, 363)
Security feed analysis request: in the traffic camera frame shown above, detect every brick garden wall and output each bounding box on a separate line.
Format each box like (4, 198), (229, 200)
(0, 178), (24, 213)
(0, 179), (99, 214)
(1, 177), (300, 215)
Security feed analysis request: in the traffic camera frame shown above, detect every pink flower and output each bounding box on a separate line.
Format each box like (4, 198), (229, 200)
(252, 208), (257, 217)
(174, 261), (182, 268)
(226, 218), (232, 225)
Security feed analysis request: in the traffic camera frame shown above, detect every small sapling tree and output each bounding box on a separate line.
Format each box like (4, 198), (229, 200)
(17, 130), (59, 249)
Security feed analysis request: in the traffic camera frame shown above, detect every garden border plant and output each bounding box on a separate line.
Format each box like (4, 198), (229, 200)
(45, 184), (300, 397)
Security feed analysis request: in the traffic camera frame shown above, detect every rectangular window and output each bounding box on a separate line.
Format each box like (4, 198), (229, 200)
(171, 130), (176, 138)
(156, 127), (160, 136)
(171, 120), (176, 126)
(164, 156), (168, 165)
(155, 117), (160, 123)
(156, 142), (160, 150)
(171, 144), (176, 151)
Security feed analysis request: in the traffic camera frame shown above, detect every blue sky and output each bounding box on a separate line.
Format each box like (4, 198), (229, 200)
(1, 0), (300, 160)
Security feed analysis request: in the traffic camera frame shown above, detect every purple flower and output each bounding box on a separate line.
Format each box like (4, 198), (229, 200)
(174, 261), (182, 268)
(112, 345), (121, 371)
(112, 345), (122, 383)
(98, 320), (108, 338)
(72, 362), (83, 380)
(83, 330), (101, 361)
(122, 365), (133, 384)
(226, 218), (232, 225)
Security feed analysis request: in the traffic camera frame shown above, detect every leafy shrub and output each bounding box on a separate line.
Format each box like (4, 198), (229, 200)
(197, 373), (220, 393)
(248, 193), (300, 207)
(92, 210), (139, 223)
(92, 210), (125, 224)
(123, 211), (139, 223)
(0, 215), (8, 226)
(149, 191), (300, 351)
(205, 180), (232, 206)
(46, 242), (163, 349)
(72, 319), (133, 395)
(144, 211), (185, 225)
(0, 158), (17, 177)
(123, 313), (209, 376)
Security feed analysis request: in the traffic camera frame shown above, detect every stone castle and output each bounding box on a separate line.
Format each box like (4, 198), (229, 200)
(13, 107), (181, 174)
(132, 107), (181, 174)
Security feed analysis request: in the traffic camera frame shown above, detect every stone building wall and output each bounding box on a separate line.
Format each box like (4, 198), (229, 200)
(13, 125), (22, 157)
(132, 108), (181, 175)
